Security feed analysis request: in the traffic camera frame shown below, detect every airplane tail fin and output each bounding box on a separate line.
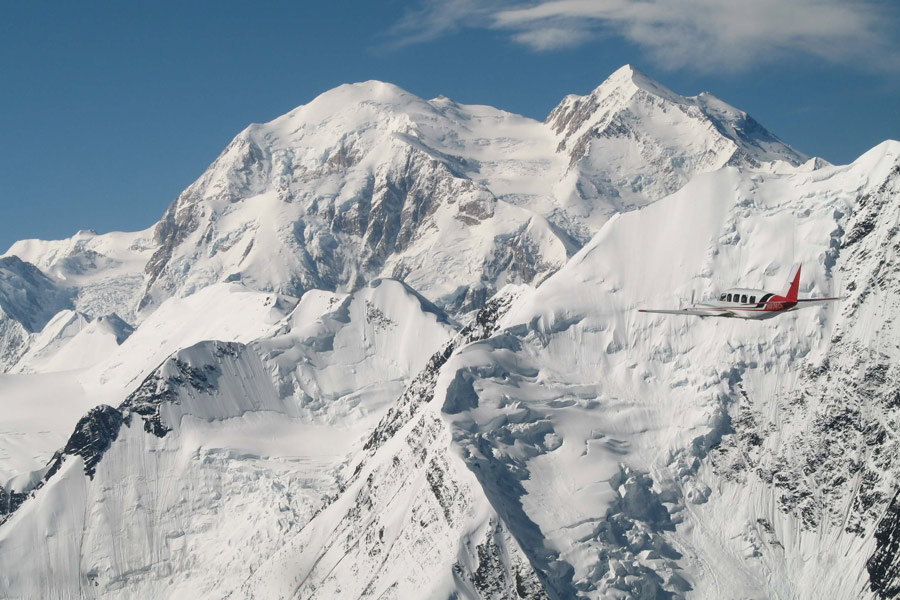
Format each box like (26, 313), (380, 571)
(785, 265), (801, 302)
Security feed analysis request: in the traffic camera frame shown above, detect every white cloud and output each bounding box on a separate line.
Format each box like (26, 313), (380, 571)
(512, 26), (593, 51)
(386, 0), (502, 48)
(390, 0), (900, 72)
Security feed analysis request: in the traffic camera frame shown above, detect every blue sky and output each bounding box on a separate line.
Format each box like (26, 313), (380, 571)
(1, 0), (898, 252)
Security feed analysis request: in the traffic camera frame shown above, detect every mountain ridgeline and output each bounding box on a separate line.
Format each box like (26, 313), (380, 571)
(1, 66), (898, 599)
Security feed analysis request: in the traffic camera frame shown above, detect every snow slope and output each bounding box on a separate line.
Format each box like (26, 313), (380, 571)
(10, 311), (133, 374)
(0, 279), (458, 599)
(430, 141), (900, 598)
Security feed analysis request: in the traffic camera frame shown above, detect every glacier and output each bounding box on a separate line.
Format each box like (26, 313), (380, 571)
(1, 65), (899, 599)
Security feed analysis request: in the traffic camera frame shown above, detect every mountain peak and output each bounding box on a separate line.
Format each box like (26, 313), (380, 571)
(547, 64), (808, 175)
(330, 80), (415, 103)
(596, 64), (683, 104)
(280, 80), (425, 124)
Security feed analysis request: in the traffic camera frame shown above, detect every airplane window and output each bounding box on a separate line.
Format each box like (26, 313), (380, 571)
(741, 294), (748, 303)
(750, 296), (756, 303)
(726, 293), (732, 302)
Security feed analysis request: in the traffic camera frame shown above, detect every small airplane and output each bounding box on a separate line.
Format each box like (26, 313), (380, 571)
(639, 265), (843, 320)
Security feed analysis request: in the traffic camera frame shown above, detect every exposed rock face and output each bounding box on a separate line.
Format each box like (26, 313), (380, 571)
(44, 405), (125, 480)
(868, 491), (900, 599)
(1, 405), (123, 526)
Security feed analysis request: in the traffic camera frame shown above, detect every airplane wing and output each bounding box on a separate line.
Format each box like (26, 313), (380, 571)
(638, 308), (735, 318)
(789, 296), (846, 309)
(795, 297), (844, 303)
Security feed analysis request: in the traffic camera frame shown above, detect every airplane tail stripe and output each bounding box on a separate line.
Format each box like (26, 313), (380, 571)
(786, 265), (801, 302)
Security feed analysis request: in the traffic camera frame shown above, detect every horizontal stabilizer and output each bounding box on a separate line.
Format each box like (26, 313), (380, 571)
(638, 308), (731, 317)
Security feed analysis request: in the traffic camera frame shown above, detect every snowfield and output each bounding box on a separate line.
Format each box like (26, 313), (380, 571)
(1, 66), (899, 599)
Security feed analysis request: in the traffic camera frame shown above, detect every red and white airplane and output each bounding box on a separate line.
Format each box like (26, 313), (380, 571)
(639, 266), (843, 319)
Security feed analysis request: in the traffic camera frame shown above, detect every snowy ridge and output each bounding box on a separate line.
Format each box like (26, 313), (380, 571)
(11, 311), (133, 374)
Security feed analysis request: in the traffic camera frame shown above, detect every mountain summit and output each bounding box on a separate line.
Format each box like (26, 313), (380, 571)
(548, 65), (809, 212)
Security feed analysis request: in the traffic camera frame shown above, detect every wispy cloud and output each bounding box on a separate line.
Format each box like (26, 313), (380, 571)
(388, 0), (900, 72)
(386, 0), (502, 48)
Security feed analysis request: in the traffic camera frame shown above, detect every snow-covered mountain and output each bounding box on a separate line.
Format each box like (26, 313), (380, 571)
(2, 66), (898, 599)
(548, 66), (813, 216)
(5, 227), (156, 322)
(0, 256), (75, 370)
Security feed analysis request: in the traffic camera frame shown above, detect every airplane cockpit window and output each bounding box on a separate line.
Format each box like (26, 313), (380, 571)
(741, 294), (748, 303)
(719, 294), (726, 301)
(726, 293), (732, 302)
(750, 296), (756, 303)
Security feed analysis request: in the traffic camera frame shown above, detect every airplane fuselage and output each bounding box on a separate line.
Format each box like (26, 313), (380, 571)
(696, 287), (797, 319)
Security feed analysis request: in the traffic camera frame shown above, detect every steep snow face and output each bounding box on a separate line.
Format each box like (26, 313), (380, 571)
(139, 69), (808, 317)
(428, 141), (900, 599)
(3, 228), (157, 323)
(0, 279), (462, 599)
(0, 341), (321, 599)
(256, 278), (457, 426)
(10, 310), (88, 371)
(548, 65), (809, 220)
(0, 256), (72, 333)
(0, 256), (73, 371)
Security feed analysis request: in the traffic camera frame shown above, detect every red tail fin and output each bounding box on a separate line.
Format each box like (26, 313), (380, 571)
(785, 265), (801, 302)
